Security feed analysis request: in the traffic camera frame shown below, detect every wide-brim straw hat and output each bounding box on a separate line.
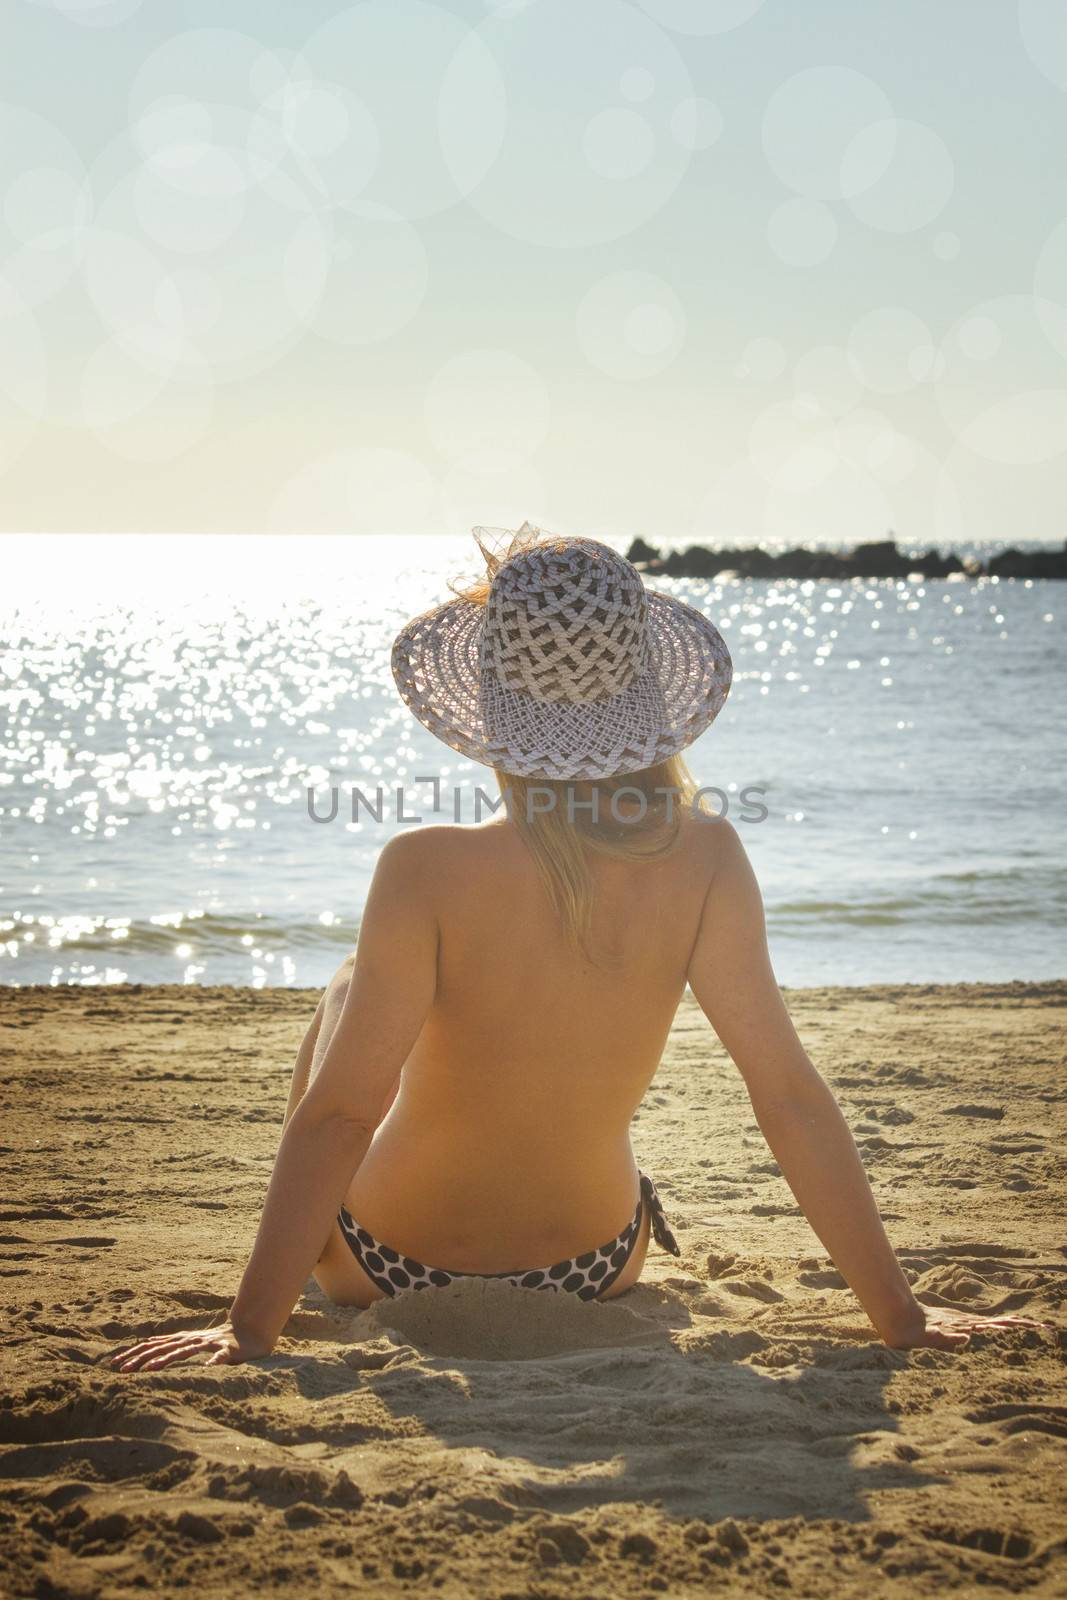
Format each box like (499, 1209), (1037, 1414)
(391, 524), (732, 781)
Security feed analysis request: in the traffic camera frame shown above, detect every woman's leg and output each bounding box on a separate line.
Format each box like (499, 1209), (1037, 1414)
(283, 954), (401, 1129)
(280, 992), (326, 1133)
(284, 955), (399, 1309)
(596, 1201), (651, 1299)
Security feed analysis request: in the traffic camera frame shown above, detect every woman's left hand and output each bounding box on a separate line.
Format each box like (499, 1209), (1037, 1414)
(880, 1300), (1052, 1350)
(109, 1320), (273, 1372)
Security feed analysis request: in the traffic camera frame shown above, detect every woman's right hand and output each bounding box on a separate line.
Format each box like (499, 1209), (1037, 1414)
(109, 1317), (274, 1372)
(880, 1300), (1052, 1351)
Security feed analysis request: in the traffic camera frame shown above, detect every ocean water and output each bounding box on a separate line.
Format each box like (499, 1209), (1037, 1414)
(1, 533), (1063, 989)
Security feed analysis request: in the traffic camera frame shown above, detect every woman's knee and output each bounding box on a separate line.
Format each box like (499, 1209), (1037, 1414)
(309, 955), (358, 1075)
(330, 953), (357, 994)
(319, 954), (356, 1012)
(314, 1226), (384, 1310)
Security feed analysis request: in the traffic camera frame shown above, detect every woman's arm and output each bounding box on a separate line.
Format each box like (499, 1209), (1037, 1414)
(686, 822), (1041, 1351)
(111, 830), (439, 1371)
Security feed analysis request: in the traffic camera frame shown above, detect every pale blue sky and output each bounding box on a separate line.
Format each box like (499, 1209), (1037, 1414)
(2, 0), (1065, 541)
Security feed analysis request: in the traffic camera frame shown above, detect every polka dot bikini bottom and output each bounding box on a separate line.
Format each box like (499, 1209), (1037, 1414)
(337, 1169), (681, 1302)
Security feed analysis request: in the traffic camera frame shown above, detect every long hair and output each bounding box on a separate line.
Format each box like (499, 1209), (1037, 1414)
(496, 757), (708, 964)
(450, 527), (712, 965)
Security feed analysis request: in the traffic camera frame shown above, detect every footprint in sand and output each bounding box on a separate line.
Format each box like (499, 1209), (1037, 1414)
(989, 1135), (1046, 1154)
(924, 1524), (1034, 1562)
(719, 1278), (785, 1304)
(964, 1403), (1067, 1439)
(50, 1236), (116, 1249)
(943, 1103), (1006, 1120)
(168, 1289), (233, 1311)
(797, 1268), (848, 1290)
(902, 1243), (1039, 1264)
(704, 1252), (739, 1279)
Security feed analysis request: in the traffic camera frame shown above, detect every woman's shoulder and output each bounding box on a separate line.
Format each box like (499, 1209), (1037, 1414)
(679, 808), (746, 867)
(383, 821), (533, 922)
(376, 818), (518, 876)
(378, 811), (746, 888)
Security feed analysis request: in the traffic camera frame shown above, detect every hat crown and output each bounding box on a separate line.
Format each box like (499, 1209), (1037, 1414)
(390, 521), (732, 783)
(481, 538), (650, 706)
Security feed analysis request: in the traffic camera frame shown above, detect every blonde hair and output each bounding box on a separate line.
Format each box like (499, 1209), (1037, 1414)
(450, 528), (711, 965)
(496, 758), (708, 964)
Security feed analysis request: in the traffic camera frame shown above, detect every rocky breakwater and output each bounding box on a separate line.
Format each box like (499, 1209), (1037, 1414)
(625, 538), (1067, 581)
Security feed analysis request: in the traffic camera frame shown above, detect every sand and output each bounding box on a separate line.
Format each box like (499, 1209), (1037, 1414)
(1, 981), (1064, 1598)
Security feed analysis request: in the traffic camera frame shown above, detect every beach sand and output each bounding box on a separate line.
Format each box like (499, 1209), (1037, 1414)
(1, 981), (1064, 1598)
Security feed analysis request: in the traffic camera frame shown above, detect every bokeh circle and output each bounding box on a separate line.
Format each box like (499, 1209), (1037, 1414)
(935, 293), (1067, 464)
(1019, 0), (1067, 93)
(576, 270), (686, 380)
(284, 207), (428, 347)
(1034, 217), (1067, 357)
(848, 307), (939, 394)
(841, 119), (954, 233)
(0, 107), (91, 309)
(762, 67), (892, 199)
(462, 0), (695, 248)
(636, 0), (765, 37)
(300, 2), (505, 220)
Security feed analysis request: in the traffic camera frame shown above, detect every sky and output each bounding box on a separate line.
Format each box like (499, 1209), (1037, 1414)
(2, 0), (1066, 544)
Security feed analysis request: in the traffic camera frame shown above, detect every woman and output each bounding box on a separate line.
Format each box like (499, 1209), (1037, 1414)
(112, 527), (1039, 1371)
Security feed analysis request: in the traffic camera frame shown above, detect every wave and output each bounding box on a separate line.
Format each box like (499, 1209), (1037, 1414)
(771, 874), (1067, 927)
(0, 911), (360, 961)
(7, 868), (1065, 962)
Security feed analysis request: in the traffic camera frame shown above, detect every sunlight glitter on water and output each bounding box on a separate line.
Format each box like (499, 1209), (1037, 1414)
(1, 535), (1063, 986)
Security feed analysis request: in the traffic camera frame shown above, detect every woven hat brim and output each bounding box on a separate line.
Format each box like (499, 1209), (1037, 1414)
(391, 588), (731, 781)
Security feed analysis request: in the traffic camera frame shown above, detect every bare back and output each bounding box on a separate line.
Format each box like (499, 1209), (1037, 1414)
(342, 813), (719, 1268)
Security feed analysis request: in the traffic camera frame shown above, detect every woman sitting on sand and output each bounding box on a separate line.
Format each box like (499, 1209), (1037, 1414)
(112, 526), (1039, 1372)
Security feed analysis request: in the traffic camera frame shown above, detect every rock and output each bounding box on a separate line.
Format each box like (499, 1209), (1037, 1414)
(987, 547), (1028, 577)
(620, 1530), (658, 1559)
(676, 544), (725, 578)
(715, 1518), (749, 1555)
(284, 1501), (326, 1527)
(535, 1524), (590, 1565)
(910, 550), (956, 577)
(625, 536), (661, 566)
(743, 548), (781, 578)
(845, 540), (910, 578)
(176, 1510), (223, 1544)
(80, 1512), (130, 1544)
(988, 543), (1067, 579)
(624, 536), (1067, 579)
(775, 547), (830, 579)
(661, 547), (699, 576)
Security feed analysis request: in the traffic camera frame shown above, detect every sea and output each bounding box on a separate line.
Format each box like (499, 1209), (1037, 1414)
(1, 532), (1063, 989)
